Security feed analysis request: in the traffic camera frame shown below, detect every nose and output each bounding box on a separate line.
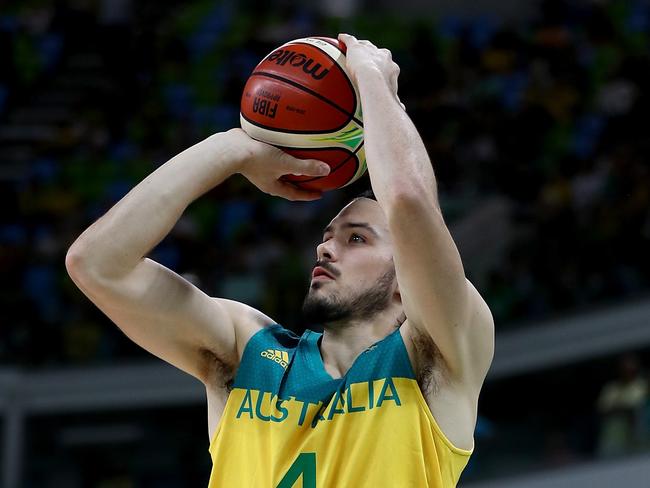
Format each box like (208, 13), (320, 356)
(316, 239), (336, 261)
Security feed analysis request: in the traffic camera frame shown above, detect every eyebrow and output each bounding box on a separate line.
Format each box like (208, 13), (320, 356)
(322, 222), (380, 238)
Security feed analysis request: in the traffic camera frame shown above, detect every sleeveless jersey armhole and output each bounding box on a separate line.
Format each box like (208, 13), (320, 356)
(208, 323), (283, 453)
(395, 327), (474, 456)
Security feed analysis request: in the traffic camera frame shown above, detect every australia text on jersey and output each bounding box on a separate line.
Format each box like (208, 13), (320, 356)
(235, 377), (402, 428)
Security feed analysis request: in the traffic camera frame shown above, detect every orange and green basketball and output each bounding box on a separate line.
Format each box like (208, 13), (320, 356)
(240, 37), (366, 192)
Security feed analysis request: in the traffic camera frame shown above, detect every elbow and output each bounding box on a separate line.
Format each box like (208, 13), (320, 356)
(65, 244), (88, 280)
(65, 245), (109, 294)
(65, 242), (135, 287)
(65, 242), (101, 286)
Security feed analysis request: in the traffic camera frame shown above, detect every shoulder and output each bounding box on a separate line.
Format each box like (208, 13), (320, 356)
(210, 298), (279, 364)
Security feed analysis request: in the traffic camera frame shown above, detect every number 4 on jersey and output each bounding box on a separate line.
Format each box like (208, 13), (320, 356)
(276, 452), (316, 488)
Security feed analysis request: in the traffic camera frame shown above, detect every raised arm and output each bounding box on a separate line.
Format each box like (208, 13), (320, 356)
(339, 34), (494, 388)
(65, 128), (330, 383)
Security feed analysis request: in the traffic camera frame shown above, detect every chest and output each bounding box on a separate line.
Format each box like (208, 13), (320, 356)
(208, 324), (457, 443)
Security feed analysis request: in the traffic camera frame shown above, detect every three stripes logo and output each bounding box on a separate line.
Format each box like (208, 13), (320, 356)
(261, 349), (289, 369)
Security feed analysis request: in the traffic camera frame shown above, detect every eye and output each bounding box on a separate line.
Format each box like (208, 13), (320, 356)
(349, 233), (365, 243)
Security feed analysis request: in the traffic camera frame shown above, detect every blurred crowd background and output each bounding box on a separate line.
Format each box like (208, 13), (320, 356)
(1, 0), (650, 486)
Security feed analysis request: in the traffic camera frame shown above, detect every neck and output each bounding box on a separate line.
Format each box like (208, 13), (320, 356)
(319, 309), (405, 379)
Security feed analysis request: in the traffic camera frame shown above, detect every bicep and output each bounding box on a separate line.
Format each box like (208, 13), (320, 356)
(67, 257), (250, 382)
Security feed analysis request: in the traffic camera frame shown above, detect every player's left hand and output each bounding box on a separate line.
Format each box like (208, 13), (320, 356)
(338, 33), (405, 111)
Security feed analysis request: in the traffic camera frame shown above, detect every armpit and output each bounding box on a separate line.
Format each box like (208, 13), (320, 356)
(201, 348), (236, 390)
(409, 329), (451, 396)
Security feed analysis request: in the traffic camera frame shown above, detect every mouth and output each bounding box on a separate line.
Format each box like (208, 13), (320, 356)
(312, 266), (335, 280)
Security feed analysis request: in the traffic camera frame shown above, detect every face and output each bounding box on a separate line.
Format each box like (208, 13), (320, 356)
(301, 198), (399, 327)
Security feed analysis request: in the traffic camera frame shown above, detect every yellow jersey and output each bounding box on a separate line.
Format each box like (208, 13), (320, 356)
(208, 324), (473, 487)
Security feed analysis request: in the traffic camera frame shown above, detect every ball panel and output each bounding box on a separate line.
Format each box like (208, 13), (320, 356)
(240, 115), (323, 147)
(239, 36), (368, 192)
(292, 37), (346, 58)
(351, 145), (367, 182)
(255, 42), (355, 115)
(301, 37), (346, 53)
(241, 74), (351, 133)
(290, 38), (362, 120)
(240, 117), (363, 154)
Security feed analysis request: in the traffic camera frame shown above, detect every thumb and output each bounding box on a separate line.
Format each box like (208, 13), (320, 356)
(284, 155), (331, 177)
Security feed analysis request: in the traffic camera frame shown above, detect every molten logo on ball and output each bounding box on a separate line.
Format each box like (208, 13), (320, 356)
(266, 49), (330, 80)
(241, 37), (367, 192)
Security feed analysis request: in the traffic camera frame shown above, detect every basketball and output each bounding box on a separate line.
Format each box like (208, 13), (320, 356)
(240, 37), (366, 192)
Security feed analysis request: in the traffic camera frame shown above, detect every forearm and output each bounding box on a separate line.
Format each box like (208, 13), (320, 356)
(356, 67), (439, 208)
(67, 130), (246, 279)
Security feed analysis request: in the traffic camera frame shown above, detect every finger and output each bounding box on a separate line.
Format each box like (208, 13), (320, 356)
(390, 69), (399, 94)
(380, 48), (392, 60)
(276, 180), (323, 201)
(358, 39), (376, 48)
(284, 157), (330, 177)
(389, 66), (400, 103)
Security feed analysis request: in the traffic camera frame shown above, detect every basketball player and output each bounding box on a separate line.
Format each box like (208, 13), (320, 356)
(65, 34), (494, 487)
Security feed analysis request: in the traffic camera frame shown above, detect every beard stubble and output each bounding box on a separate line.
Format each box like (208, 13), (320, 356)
(301, 266), (396, 327)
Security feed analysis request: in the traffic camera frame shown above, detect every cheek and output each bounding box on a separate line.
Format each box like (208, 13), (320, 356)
(346, 273), (371, 291)
(343, 252), (391, 286)
(359, 257), (390, 277)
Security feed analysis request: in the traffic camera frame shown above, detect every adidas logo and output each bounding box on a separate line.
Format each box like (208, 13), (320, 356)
(261, 349), (289, 369)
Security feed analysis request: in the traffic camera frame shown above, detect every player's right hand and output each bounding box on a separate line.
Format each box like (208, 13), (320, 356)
(229, 128), (330, 201)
